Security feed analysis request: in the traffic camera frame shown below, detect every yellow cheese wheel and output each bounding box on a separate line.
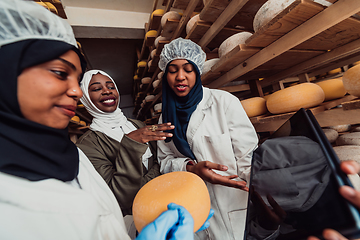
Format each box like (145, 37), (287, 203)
(316, 77), (347, 101)
(145, 30), (157, 40)
(327, 68), (342, 75)
(79, 121), (86, 126)
(266, 83), (325, 114)
(132, 171), (211, 233)
(240, 97), (268, 118)
(137, 61), (147, 68)
(44, 2), (58, 14)
(151, 9), (165, 19)
(342, 64), (360, 97)
(71, 116), (80, 122)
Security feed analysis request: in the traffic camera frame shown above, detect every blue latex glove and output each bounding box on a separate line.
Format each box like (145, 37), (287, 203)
(135, 203), (194, 240)
(196, 208), (214, 233)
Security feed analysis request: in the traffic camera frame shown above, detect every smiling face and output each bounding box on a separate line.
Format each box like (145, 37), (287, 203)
(166, 59), (197, 97)
(88, 73), (119, 113)
(17, 50), (83, 129)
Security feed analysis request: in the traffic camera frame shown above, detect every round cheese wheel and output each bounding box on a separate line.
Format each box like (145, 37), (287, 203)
(327, 68), (342, 75)
(336, 132), (360, 146)
(154, 36), (169, 48)
(253, 0), (332, 32)
(316, 77), (347, 101)
(154, 103), (162, 112)
(79, 121), (86, 126)
(333, 145), (360, 165)
(322, 128), (339, 143)
(145, 30), (157, 40)
(161, 11), (181, 28)
(218, 32), (253, 58)
(202, 58), (220, 75)
(151, 9), (164, 19)
(152, 79), (161, 88)
(71, 116), (80, 122)
(145, 95), (155, 102)
(133, 75), (139, 81)
(44, 2), (58, 14)
(240, 97), (268, 118)
(329, 124), (352, 133)
(147, 60), (153, 68)
(141, 77), (151, 84)
(132, 171), (210, 233)
(342, 64), (360, 97)
(158, 71), (164, 80)
(150, 49), (157, 59)
(266, 83), (325, 114)
(137, 61), (147, 68)
(186, 14), (200, 34)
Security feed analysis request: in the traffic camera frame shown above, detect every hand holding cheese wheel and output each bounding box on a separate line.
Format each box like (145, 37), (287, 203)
(266, 83), (325, 114)
(240, 97), (268, 118)
(342, 64), (360, 97)
(316, 77), (347, 101)
(132, 171), (211, 233)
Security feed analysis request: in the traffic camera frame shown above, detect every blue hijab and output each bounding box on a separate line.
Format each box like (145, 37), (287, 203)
(162, 60), (203, 160)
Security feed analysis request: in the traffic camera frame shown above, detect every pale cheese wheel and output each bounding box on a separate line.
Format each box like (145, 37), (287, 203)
(322, 128), (338, 143)
(202, 58), (220, 75)
(336, 132), (360, 146)
(150, 49), (157, 59)
(316, 77), (347, 101)
(266, 83), (325, 114)
(186, 14), (200, 35)
(132, 171), (211, 233)
(240, 97), (268, 118)
(147, 60), (153, 68)
(152, 79), (160, 88)
(327, 68), (342, 75)
(253, 0), (332, 32)
(328, 124), (352, 133)
(161, 11), (181, 28)
(333, 145), (360, 165)
(158, 71), (164, 80)
(218, 32), (253, 58)
(141, 77), (151, 84)
(145, 30), (157, 40)
(342, 64), (360, 97)
(154, 36), (169, 48)
(154, 103), (162, 112)
(145, 95), (155, 102)
(151, 9), (164, 19)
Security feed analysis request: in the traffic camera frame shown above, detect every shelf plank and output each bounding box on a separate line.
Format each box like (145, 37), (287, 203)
(163, 0), (204, 11)
(200, 0), (268, 31)
(187, 21), (244, 49)
(207, 0), (360, 89)
(197, 0), (250, 48)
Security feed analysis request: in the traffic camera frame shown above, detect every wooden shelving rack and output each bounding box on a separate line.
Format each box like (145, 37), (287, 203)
(133, 0), (360, 131)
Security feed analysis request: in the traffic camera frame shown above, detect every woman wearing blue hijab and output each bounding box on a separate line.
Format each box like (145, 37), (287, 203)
(157, 38), (259, 240)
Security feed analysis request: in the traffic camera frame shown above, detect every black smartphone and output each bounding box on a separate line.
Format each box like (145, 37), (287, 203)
(244, 108), (360, 240)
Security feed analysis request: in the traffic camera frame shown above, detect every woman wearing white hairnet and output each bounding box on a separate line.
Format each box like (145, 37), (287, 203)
(0, 1), (205, 239)
(157, 38), (259, 240)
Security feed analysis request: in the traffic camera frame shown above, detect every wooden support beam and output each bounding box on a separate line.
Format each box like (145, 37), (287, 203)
(197, 0), (249, 48)
(207, 0), (360, 89)
(171, 0), (201, 40)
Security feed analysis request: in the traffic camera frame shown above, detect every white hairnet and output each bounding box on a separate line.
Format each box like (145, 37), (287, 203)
(0, 0), (78, 48)
(159, 38), (206, 74)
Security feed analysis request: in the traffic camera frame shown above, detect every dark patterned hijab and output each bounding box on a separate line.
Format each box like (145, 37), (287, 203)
(0, 39), (86, 181)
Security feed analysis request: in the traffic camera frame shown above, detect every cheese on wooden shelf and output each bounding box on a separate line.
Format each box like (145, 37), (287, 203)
(342, 64), (360, 97)
(218, 32), (253, 58)
(186, 14), (200, 34)
(161, 11), (181, 28)
(316, 77), (347, 101)
(266, 83), (325, 114)
(132, 171), (210, 233)
(240, 97), (268, 118)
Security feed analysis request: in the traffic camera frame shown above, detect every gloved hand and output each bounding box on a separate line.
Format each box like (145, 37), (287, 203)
(135, 203), (194, 240)
(196, 208), (214, 233)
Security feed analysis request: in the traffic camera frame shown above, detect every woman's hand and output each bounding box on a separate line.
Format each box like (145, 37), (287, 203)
(126, 122), (174, 143)
(186, 161), (248, 191)
(307, 160), (360, 240)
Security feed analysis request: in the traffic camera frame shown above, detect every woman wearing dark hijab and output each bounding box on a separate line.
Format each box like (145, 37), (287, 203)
(157, 38), (259, 240)
(0, 1), (204, 239)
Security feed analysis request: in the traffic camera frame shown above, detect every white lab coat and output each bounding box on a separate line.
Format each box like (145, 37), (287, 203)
(158, 87), (259, 240)
(0, 149), (131, 240)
